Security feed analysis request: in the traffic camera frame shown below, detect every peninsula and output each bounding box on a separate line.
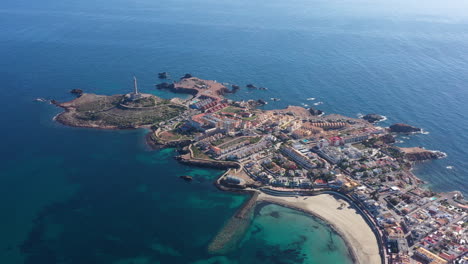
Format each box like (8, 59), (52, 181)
(54, 77), (186, 129)
(53, 74), (467, 264)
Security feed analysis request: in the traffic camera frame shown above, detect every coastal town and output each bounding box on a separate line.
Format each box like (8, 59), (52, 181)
(54, 74), (467, 264)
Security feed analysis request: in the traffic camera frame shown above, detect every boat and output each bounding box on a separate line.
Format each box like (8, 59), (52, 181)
(34, 98), (47, 102)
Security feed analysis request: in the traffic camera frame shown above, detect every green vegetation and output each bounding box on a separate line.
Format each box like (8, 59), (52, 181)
(385, 147), (404, 158)
(191, 145), (210, 160)
(221, 106), (243, 114)
(242, 115), (257, 121)
(218, 137), (249, 149)
(74, 95), (122, 112)
(121, 96), (160, 108)
(212, 136), (234, 146)
(160, 130), (191, 142)
(248, 136), (262, 144)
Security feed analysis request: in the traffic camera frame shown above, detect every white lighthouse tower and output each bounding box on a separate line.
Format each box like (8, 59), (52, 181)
(133, 76), (139, 95)
(126, 76), (142, 100)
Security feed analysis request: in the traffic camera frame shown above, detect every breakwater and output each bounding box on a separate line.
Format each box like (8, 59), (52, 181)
(207, 191), (258, 254)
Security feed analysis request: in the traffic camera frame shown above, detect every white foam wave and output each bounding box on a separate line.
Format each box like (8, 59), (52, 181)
(420, 129), (430, 135)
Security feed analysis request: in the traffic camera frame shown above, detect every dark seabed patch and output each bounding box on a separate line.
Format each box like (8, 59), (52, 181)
(18, 136), (246, 264)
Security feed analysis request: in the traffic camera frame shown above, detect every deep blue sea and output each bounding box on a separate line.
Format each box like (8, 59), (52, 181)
(1, 0), (468, 263)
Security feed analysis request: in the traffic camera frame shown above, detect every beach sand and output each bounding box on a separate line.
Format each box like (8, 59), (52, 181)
(257, 193), (381, 264)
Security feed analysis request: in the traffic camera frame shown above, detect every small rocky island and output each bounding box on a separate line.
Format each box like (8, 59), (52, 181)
(54, 77), (186, 129)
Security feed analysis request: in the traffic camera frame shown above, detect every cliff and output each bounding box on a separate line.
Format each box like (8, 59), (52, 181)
(400, 147), (445, 161)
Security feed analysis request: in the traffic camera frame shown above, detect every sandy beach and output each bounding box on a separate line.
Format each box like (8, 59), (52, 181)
(257, 193), (381, 264)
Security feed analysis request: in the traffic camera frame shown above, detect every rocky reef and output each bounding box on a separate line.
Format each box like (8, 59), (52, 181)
(70, 89), (83, 97)
(156, 82), (175, 90)
(389, 123), (422, 133)
(231, 84), (240, 93)
(246, 99), (267, 107)
(158, 72), (169, 79)
(182, 73), (192, 79)
(363, 114), (384, 123)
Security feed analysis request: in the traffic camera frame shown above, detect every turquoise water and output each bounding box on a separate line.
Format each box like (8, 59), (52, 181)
(1, 0), (468, 263)
(237, 204), (353, 264)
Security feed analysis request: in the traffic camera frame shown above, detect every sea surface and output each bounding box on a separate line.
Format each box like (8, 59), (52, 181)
(1, 0), (468, 263)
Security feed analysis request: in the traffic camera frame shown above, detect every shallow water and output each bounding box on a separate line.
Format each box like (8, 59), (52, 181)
(235, 204), (353, 264)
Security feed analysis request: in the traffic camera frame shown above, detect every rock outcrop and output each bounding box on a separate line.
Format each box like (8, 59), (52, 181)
(405, 150), (444, 161)
(156, 82), (175, 90)
(309, 107), (324, 116)
(158, 72), (169, 79)
(379, 134), (396, 144)
(179, 175), (193, 181)
(389, 123), (421, 133)
(363, 114), (384, 123)
(70, 89), (84, 96)
(231, 84), (240, 93)
(399, 147), (446, 161)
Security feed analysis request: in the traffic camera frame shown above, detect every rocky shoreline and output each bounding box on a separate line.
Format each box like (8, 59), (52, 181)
(400, 147), (447, 162)
(176, 155), (240, 170)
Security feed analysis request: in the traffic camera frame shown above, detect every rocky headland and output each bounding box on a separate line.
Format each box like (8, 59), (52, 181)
(54, 93), (186, 129)
(389, 123), (422, 133)
(399, 147), (447, 161)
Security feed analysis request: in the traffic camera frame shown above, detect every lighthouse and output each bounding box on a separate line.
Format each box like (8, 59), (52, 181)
(126, 76), (142, 100)
(133, 76), (139, 95)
